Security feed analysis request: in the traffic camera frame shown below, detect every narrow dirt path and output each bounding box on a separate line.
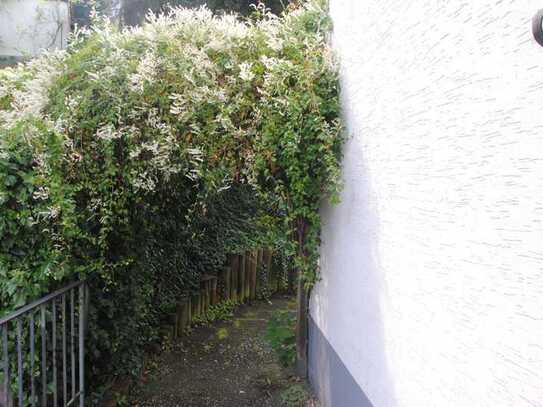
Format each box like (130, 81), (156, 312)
(129, 296), (313, 407)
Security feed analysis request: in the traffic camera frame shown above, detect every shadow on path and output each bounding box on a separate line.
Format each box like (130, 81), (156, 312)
(129, 296), (309, 407)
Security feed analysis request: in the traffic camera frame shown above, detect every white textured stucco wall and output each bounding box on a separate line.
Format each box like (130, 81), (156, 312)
(310, 1), (543, 406)
(0, 0), (69, 58)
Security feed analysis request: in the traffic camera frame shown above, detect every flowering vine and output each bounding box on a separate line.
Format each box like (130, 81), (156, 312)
(0, 0), (342, 384)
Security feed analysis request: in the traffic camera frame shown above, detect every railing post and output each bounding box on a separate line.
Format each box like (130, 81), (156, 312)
(41, 306), (47, 407)
(62, 295), (67, 406)
(52, 301), (58, 407)
(71, 289), (75, 402)
(16, 320), (23, 406)
(30, 313), (35, 407)
(78, 284), (85, 407)
(3, 325), (10, 407)
(0, 280), (87, 407)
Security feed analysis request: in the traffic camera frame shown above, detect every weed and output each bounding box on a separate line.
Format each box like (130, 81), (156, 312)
(192, 300), (237, 326)
(280, 384), (310, 407)
(266, 310), (296, 367)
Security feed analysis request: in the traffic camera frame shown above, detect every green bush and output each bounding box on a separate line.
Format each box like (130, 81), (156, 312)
(0, 0), (341, 395)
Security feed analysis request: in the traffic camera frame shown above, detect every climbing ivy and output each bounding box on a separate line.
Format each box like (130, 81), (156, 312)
(0, 0), (341, 392)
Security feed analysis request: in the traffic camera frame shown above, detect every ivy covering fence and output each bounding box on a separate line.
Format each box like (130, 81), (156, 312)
(0, 0), (342, 394)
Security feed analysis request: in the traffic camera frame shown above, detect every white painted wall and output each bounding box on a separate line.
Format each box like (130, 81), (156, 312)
(310, 1), (543, 406)
(0, 0), (70, 58)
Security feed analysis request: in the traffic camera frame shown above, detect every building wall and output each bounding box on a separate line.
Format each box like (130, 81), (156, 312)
(0, 0), (70, 59)
(309, 1), (543, 406)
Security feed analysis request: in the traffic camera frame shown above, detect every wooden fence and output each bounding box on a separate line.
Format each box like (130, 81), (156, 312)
(162, 248), (286, 339)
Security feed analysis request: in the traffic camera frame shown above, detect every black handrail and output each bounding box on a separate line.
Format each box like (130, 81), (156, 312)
(0, 281), (84, 326)
(0, 280), (88, 407)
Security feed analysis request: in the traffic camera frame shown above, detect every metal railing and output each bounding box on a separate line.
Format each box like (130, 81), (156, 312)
(0, 281), (88, 407)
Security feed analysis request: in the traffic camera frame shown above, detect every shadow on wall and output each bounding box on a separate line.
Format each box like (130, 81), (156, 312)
(308, 94), (398, 407)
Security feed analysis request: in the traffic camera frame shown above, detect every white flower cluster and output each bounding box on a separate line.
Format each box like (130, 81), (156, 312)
(33, 186), (50, 201)
(129, 50), (160, 94)
(0, 52), (65, 129)
(259, 12), (284, 51)
(132, 170), (157, 192)
(238, 62), (254, 82)
(96, 124), (122, 141)
(0, 0), (339, 201)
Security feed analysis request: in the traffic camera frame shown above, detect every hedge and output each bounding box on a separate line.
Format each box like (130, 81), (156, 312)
(0, 0), (342, 392)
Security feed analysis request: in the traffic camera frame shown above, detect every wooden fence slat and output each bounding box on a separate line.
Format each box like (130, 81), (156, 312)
(256, 249), (263, 298)
(244, 251), (251, 301)
(211, 278), (218, 305)
(232, 258), (239, 302)
(266, 249), (275, 293)
(191, 293), (200, 319)
(252, 250), (257, 299)
(186, 296), (192, 327)
(201, 288), (208, 316)
(222, 266), (231, 301)
(205, 282), (211, 311)
(229, 255), (239, 302)
(239, 253), (246, 303)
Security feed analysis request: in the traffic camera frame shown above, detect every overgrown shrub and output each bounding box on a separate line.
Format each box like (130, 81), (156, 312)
(0, 0), (341, 395)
